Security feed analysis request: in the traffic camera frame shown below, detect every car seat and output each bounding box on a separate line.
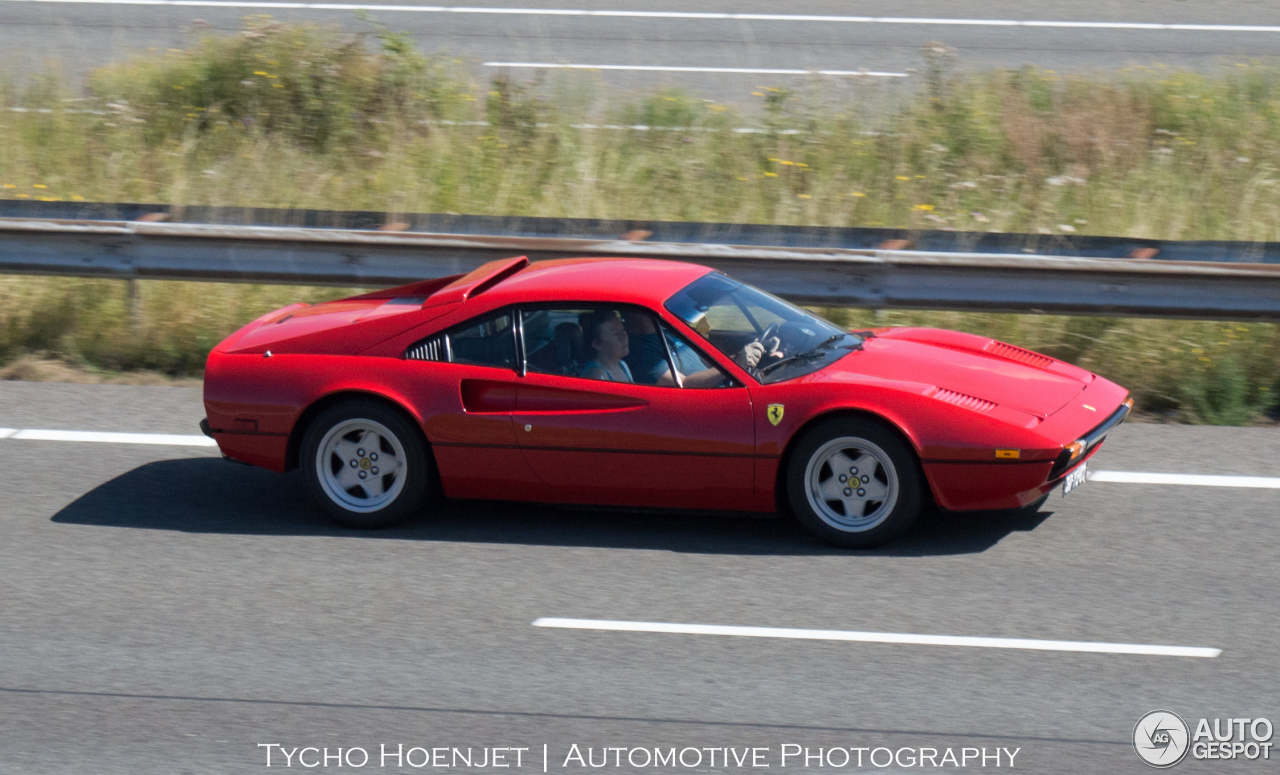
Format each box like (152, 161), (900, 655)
(552, 322), (582, 375)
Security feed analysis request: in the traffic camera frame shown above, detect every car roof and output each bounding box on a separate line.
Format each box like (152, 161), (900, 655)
(472, 258), (714, 308)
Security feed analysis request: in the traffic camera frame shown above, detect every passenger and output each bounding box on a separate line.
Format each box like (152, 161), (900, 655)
(579, 310), (634, 383)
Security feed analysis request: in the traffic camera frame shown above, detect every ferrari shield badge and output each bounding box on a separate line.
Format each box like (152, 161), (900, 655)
(767, 404), (785, 426)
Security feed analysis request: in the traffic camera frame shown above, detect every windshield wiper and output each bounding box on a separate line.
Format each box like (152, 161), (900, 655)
(759, 333), (862, 377)
(759, 350), (828, 376)
(809, 334), (849, 351)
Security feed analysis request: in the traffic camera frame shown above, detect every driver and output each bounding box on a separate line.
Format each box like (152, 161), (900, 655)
(623, 311), (779, 387)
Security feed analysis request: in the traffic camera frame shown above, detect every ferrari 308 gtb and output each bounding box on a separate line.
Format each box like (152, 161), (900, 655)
(201, 256), (1131, 547)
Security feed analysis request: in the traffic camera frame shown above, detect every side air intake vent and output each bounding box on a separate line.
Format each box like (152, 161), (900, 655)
(930, 387), (996, 413)
(406, 335), (448, 362)
(985, 341), (1054, 369)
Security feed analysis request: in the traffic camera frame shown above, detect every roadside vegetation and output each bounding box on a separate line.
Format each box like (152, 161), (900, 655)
(1, 21), (1278, 422)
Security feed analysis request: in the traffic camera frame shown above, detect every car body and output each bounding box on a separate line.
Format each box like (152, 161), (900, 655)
(202, 256), (1131, 546)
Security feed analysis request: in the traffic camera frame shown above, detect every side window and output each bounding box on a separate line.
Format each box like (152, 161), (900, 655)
(661, 323), (735, 389)
(515, 305), (734, 388)
(521, 305), (684, 387)
(522, 306), (648, 385)
(522, 307), (591, 377)
(621, 309), (678, 386)
(405, 310), (516, 369)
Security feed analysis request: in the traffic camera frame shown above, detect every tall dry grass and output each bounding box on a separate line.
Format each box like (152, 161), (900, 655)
(3, 23), (1280, 239)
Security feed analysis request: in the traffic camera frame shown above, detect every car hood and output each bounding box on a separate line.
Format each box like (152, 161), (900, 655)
(822, 329), (1088, 418)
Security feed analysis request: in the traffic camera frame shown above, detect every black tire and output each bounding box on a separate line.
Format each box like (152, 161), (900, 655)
(784, 417), (923, 548)
(300, 399), (432, 529)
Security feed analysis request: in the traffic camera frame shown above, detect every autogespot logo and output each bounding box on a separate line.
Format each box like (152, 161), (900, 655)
(1134, 711), (1191, 768)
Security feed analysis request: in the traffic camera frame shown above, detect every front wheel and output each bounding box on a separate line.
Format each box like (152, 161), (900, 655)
(785, 417), (922, 548)
(301, 400), (431, 529)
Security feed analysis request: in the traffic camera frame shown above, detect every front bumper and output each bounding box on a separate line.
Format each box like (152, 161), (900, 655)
(924, 396), (1131, 511)
(1047, 399), (1132, 480)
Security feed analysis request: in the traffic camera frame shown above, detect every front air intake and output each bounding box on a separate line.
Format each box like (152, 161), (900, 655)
(985, 341), (1054, 369)
(930, 387), (996, 413)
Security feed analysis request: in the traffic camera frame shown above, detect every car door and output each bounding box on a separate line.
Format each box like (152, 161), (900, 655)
(402, 308), (544, 501)
(511, 305), (757, 511)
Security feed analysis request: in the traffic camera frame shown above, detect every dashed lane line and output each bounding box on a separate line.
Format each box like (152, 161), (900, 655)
(0, 428), (217, 446)
(481, 62), (908, 76)
(4, 1), (1280, 34)
(1088, 471), (1280, 488)
(532, 618), (1222, 658)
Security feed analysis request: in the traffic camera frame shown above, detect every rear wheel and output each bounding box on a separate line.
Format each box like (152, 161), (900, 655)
(301, 400), (431, 529)
(785, 417), (922, 548)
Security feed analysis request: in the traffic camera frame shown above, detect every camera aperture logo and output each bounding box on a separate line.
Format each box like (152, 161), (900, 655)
(1134, 711), (1274, 767)
(1134, 711), (1189, 768)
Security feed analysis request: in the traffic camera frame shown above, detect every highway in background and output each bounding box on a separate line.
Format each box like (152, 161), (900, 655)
(3, 0), (1280, 97)
(1, 380), (1277, 772)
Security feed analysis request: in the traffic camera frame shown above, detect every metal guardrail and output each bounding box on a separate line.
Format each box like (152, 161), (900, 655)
(6, 198), (1280, 262)
(2, 217), (1280, 319)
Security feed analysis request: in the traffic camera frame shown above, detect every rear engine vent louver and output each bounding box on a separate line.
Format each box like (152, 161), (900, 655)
(930, 387), (996, 413)
(406, 335), (448, 362)
(985, 341), (1054, 369)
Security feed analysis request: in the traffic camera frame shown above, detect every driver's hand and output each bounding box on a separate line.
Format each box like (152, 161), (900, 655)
(762, 335), (782, 358)
(739, 341), (766, 368)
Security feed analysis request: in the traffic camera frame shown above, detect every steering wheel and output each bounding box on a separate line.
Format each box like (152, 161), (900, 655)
(758, 322), (780, 352)
(741, 322), (782, 380)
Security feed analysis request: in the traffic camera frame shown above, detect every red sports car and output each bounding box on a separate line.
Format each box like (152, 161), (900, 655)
(201, 256), (1131, 547)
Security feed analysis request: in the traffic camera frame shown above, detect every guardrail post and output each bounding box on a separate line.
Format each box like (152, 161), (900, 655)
(128, 278), (143, 337)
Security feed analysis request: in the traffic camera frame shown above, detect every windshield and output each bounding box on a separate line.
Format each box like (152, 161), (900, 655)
(664, 273), (863, 384)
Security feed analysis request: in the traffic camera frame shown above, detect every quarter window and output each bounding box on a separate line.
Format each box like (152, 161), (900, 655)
(405, 310), (516, 369)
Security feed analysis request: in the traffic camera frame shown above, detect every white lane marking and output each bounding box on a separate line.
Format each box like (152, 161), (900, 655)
(483, 62), (908, 76)
(0, 428), (16, 439)
(4, 1), (1280, 33)
(3, 428), (217, 446)
(532, 618), (1221, 658)
(1090, 470), (1280, 488)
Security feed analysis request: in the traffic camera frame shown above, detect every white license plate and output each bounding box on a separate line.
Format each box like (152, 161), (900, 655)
(1062, 461), (1088, 496)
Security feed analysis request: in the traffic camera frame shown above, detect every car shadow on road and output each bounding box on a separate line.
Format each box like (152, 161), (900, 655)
(52, 458), (1054, 556)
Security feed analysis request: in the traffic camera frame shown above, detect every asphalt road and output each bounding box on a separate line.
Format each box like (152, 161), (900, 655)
(6, 0), (1280, 98)
(1, 379), (1278, 773)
